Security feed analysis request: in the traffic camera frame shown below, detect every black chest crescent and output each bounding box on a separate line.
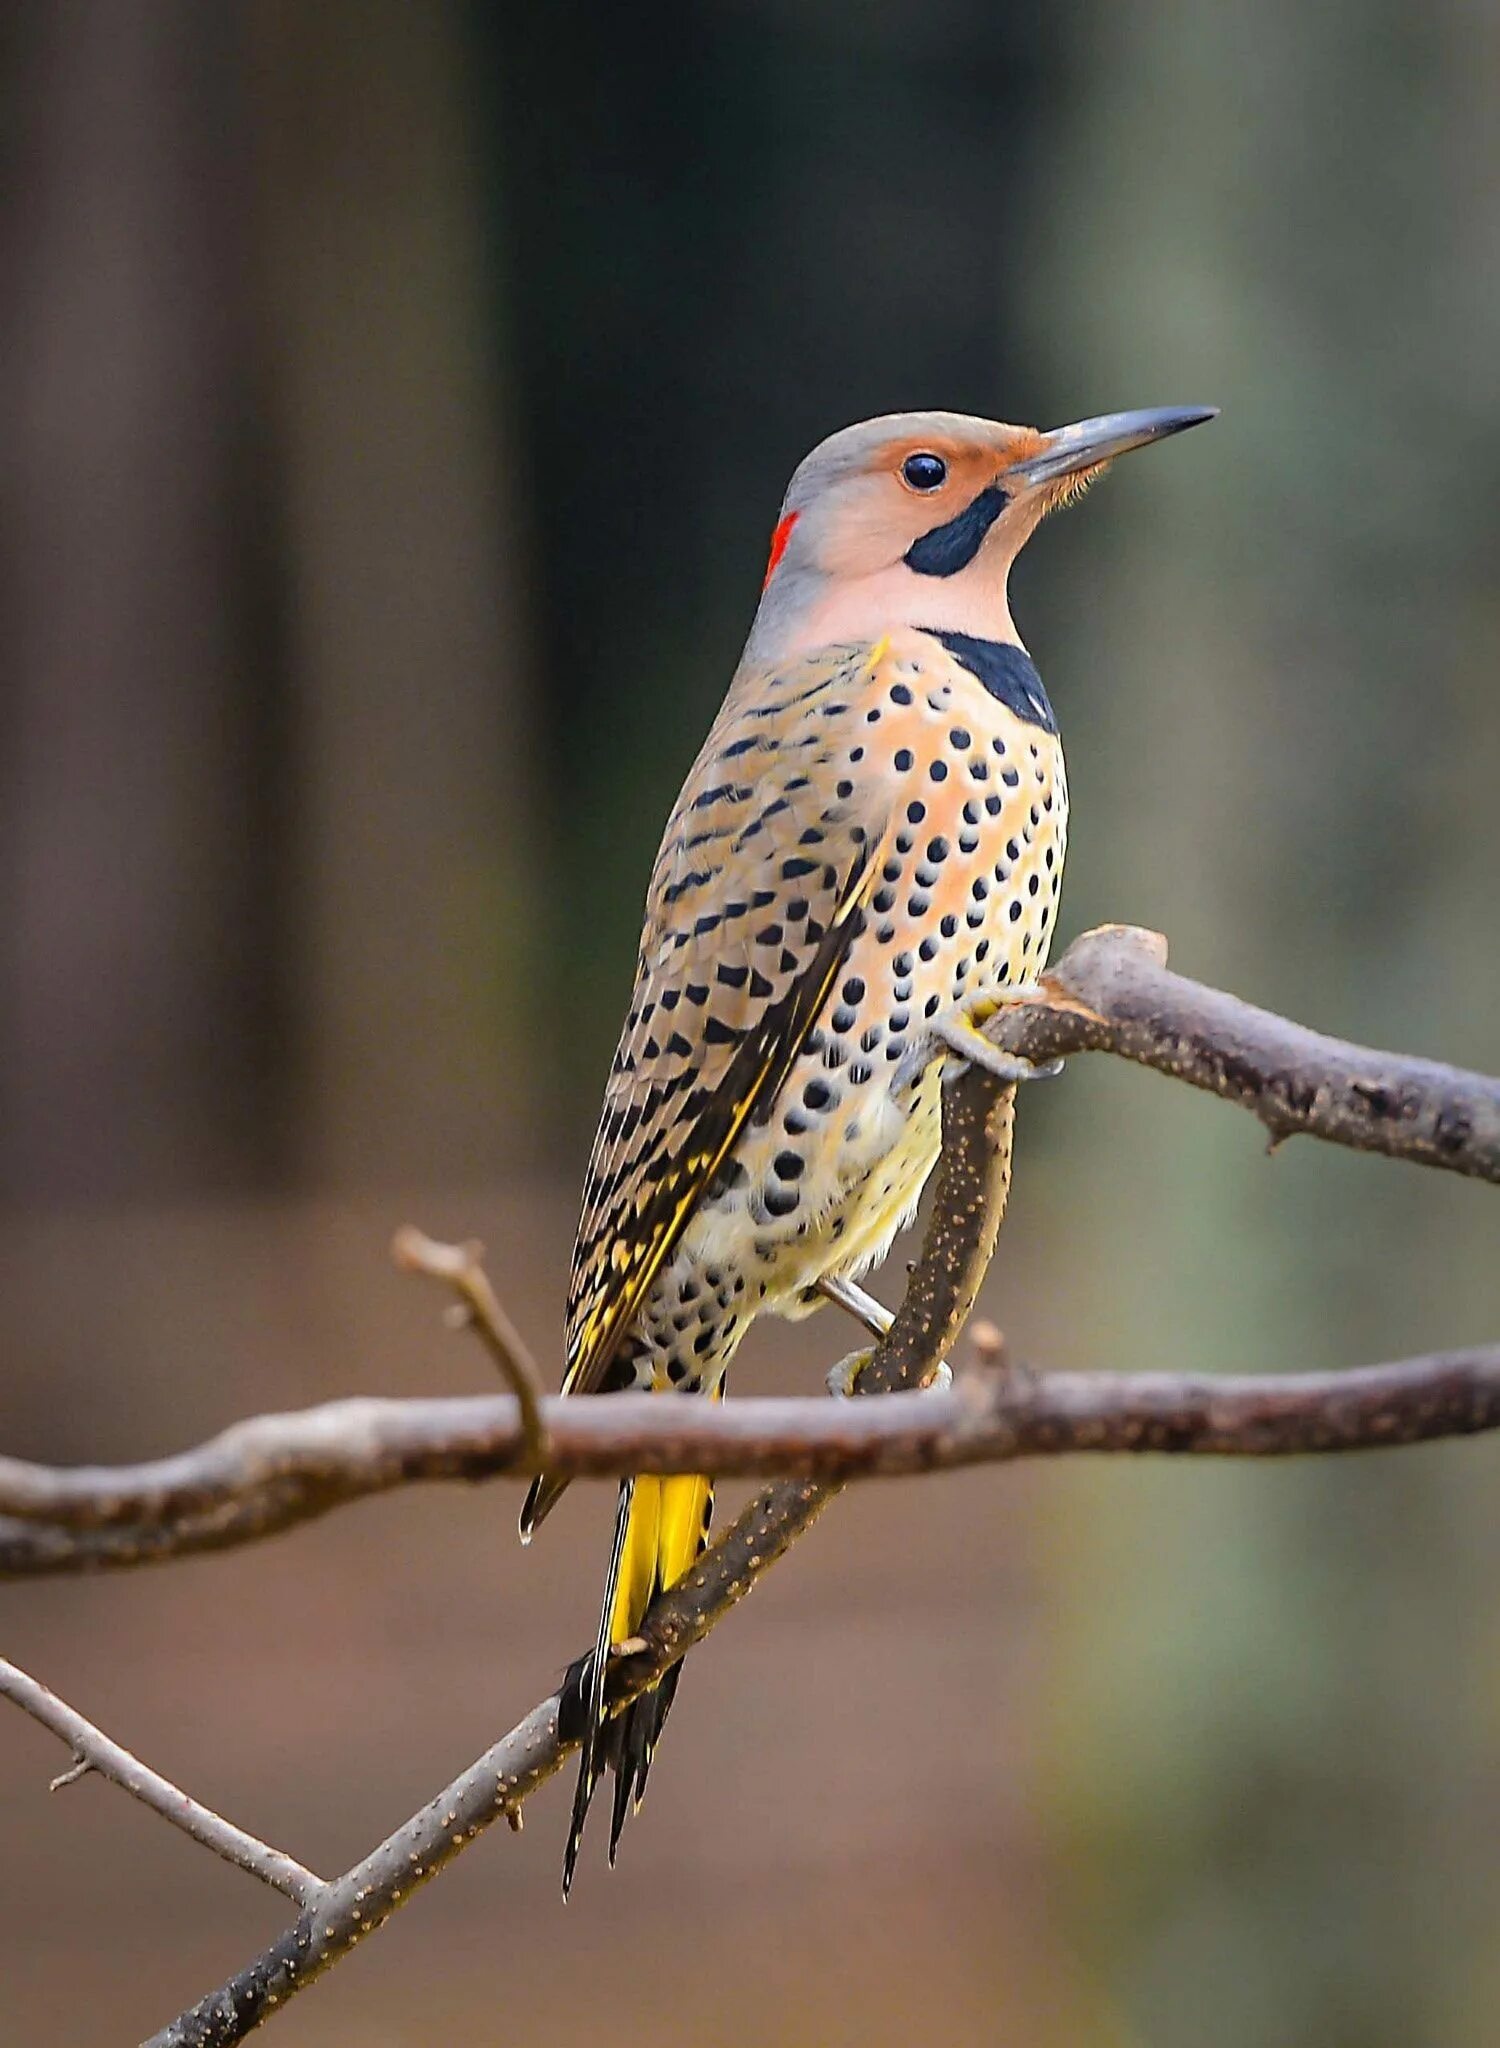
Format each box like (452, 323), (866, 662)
(918, 629), (1058, 737)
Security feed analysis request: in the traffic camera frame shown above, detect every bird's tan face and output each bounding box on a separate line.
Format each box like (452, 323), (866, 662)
(743, 405), (1215, 670)
(811, 421), (1054, 584)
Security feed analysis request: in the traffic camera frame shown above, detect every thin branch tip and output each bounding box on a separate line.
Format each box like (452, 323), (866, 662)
(392, 1222), (550, 1466)
(0, 1658), (323, 1907)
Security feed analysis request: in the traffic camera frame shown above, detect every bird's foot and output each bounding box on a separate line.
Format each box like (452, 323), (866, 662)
(826, 1346), (874, 1397)
(826, 1347), (953, 1397)
(933, 1002), (1064, 1088)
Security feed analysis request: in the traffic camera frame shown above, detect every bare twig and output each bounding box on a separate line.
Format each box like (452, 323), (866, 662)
(3, 1348), (1499, 1579)
(389, 1225), (549, 1465)
(0, 1659), (323, 1906)
(984, 924), (1500, 1181)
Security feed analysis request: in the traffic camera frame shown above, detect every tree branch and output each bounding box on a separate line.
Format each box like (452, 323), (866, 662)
(985, 924), (1500, 1181)
(144, 1019), (1018, 2046)
(3, 1346), (1499, 1579)
(4, 925), (1494, 1581)
(2, 924), (1493, 2042)
(0, 1658), (323, 1906)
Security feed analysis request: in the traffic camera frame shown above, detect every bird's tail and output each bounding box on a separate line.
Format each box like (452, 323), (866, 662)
(562, 1455), (716, 1896)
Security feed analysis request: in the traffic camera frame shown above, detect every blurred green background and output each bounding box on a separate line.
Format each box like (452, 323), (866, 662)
(1, 5), (1497, 2044)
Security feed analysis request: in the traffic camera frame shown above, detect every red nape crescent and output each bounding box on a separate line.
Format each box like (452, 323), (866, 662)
(762, 510), (799, 589)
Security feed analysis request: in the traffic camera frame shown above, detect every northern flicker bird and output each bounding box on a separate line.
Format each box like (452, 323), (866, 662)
(523, 403), (1215, 1892)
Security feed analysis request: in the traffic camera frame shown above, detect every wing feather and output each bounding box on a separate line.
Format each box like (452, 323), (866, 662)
(564, 642), (887, 1398)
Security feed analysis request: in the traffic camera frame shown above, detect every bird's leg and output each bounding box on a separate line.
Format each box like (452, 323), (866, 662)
(826, 1347), (953, 1397)
(815, 1272), (893, 1339)
(933, 993), (1065, 1088)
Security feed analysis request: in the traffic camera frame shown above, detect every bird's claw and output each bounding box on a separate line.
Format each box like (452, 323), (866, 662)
(827, 1347), (875, 1397)
(933, 1008), (1064, 1088)
(827, 1348), (953, 1397)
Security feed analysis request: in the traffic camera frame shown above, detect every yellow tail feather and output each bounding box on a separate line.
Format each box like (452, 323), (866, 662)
(610, 1472), (713, 1643)
(564, 1419), (720, 1895)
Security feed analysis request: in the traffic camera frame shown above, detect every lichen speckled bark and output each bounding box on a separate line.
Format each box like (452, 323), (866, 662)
(614, 1072), (1015, 1681)
(988, 925), (1500, 1182)
(144, 1064), (1024, 2048)
(7, 1341), (1500, 1589)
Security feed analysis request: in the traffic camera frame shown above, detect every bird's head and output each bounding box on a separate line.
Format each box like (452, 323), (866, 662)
(744, 405), (1216, 666)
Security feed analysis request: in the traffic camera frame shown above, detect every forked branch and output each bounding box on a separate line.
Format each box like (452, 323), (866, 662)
(0, 925), (1492, 2045)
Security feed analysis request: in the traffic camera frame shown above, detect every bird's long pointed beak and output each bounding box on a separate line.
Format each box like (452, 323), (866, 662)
(1005, 405), (1218, 490)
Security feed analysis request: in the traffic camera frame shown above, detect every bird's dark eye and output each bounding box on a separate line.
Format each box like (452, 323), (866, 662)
(901, 451), (948, 492)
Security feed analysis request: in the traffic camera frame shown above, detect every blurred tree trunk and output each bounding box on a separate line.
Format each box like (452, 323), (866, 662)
(0, 3), (281, 1203)
(247, 0), (539, 1190)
